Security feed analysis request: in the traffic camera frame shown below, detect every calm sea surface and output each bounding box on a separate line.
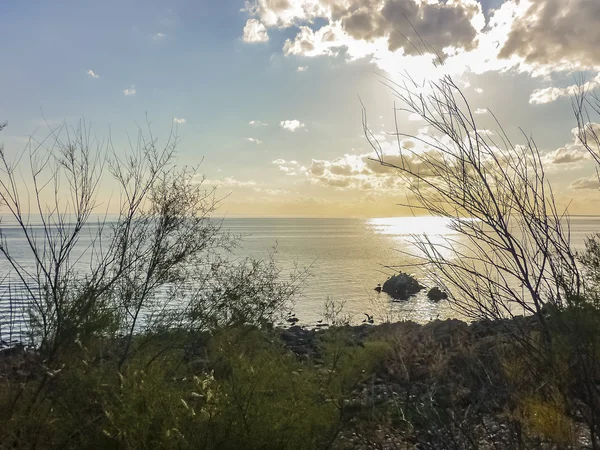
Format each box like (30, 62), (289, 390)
(222, 216), (600, 324)
(1, 216), (599, 341)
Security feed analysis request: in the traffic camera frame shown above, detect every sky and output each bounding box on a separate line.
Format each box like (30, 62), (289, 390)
(1, 0), (600, 217)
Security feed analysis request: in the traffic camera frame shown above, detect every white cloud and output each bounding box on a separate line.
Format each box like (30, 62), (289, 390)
(280, 120), (305, 132)
(123, 85), (136, 96)
(204, 176), (257, 188)
(173, 117), (186, 124)
(297, 66), (308, 72)
(242, 0), (508, 79)
(282, 23), (344, 58)
(529, 87), (571, 105)
(474, 108), (488, 115)
(241, 0), (600, 84)
(474, 88), (484, 94)
(87, 69), (99, 79)
(246, 137), (263, 144)
(153, 32), (166, 40)
(529, 73), (600, 105)
(222, 177), (257, 187)
(543, 124), (599, 166)
(249, 120), (268, 127)
(408, 113), (423, 122)
(253, 187), (290, 196)
(242, 18), (269, 43)
(270, 138), (439, 190)
(269, 126), (525, 192)
(272, 159), (304, 176)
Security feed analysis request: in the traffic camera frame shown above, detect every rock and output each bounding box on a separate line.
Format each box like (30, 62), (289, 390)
(427, 286), (448, 301)
(382, 272), (424, 300)
(0, 344), (26, 357)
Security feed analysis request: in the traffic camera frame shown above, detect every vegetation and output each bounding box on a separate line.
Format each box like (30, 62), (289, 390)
(1, 74), (600, 449)
(361, 70), (600, 448)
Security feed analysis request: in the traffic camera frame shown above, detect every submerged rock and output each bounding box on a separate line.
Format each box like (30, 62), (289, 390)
(382, 273), (424, 300)
(427, 286), (448, 301)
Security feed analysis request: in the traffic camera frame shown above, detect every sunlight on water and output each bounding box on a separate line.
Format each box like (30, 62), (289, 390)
(366, 216), (462, 262)
(366, 216), (456, 236)
(0, 216), (598, 341)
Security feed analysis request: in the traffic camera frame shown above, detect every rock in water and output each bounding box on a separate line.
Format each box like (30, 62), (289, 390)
(382, 273), (424, 300)
(427, 286), (448, 301)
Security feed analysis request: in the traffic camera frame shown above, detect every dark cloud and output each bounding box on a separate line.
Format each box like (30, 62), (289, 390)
(260, 0), (292, 13)
(342, 10), (381, 41)
(499, 0), (600, 67)
(571, 176), (600, 190)
(340, 0), (480, 55)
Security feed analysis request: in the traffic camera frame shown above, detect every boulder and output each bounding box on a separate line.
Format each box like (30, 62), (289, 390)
(427, 286), (448, 301)
(382, 273), (424, 300)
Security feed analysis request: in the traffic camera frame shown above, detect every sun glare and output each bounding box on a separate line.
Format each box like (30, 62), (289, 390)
(367, 216), (456, 236)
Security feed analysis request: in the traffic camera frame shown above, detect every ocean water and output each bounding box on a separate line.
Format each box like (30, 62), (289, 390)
(1, 216), (599, 342)
(222, 216), (600, 325)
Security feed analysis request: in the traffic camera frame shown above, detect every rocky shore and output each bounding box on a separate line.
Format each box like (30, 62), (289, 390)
(277, 315), (579, 449)
(2, 313), (590, 449)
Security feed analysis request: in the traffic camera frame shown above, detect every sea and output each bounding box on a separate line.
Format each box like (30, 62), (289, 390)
(1, 216), (599, 342)
(225, 216), (599, 324)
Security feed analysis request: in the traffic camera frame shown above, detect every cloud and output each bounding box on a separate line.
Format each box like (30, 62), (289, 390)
(252, 187), (290, 196)
(474, 88), (484, 94)
(243, 0), (531, 79)
(242, 18), (269, 43)
(546, 148), (587, 165)
(571, 176), (600, 190)
(529, 73), (600, 105)
(280, 120), (305, 132)
(297, 66), (308, 72)
(173, 117), (186, 124)
(271, 137), (439, 190)
(499, 0), (600, 69)
(252, 0), (481, 57)
(205, 176), (257, 188)
(246, 137), (263, 144)
(223, 177), (257, 187)
(249, 120), (268, 126)
(529, 87), (572, 105)
(153, 32), (166, 40)
(474, 108), (488, 115)
(348, 0), (480, 55)
(123, 85), (136, 96)
(87, 69), (99, 79)
(242, 0), (600, 83)
(543, 123), (600, 165)
(282, 23), (342, 58)
(272, 159), (304, 175)
(270, 125), (570, 193)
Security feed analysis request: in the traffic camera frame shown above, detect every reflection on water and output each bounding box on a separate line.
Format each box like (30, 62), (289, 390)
(1, 216), (598, 337)
(367, 216), (456, 235)
(226, 217), (466, 325)
(224, 216), (598, 325)
(367, 216), (462, 262)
